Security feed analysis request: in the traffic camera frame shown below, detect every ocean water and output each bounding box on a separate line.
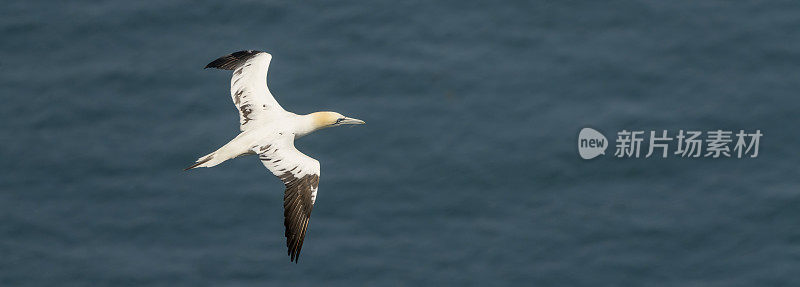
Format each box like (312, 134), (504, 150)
(2, 0), (799, 286)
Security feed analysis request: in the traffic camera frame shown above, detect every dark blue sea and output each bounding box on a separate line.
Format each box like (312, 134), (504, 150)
(2, 1), (799, 286)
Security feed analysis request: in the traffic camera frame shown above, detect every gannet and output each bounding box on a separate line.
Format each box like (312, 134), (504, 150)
(184, 50), (365, 263)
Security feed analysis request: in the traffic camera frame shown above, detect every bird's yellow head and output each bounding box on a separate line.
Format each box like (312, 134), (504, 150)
(310, 111), (365, 129)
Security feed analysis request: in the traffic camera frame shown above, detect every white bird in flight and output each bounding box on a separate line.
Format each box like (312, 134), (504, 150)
(185, 50), (365, 263)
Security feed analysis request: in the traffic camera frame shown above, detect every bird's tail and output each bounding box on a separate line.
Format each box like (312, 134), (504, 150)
(184, 132), (254, 171)
(183, 153), (216, 171)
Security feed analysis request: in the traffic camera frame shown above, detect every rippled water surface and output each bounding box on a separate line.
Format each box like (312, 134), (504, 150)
(2, 1), (799, 286)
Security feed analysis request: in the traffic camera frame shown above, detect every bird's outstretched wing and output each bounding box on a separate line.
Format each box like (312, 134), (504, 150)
(253, 136), (320, 263)
(206, 50), (285, 131)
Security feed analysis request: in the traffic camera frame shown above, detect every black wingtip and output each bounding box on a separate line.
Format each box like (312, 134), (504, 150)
(288, 245), (299, 263)
(204, 50), (263, 70)
(287, 237), (304, 263)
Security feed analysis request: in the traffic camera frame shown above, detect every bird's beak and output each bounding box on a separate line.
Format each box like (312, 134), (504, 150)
(340, 117), (365, 125)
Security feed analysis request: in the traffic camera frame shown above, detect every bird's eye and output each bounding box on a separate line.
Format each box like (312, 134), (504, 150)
(335, 118), (344, 124)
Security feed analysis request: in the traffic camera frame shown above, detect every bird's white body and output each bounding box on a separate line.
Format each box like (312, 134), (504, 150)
(194, 113), (320, 169)
(186, 50), (364, 263)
